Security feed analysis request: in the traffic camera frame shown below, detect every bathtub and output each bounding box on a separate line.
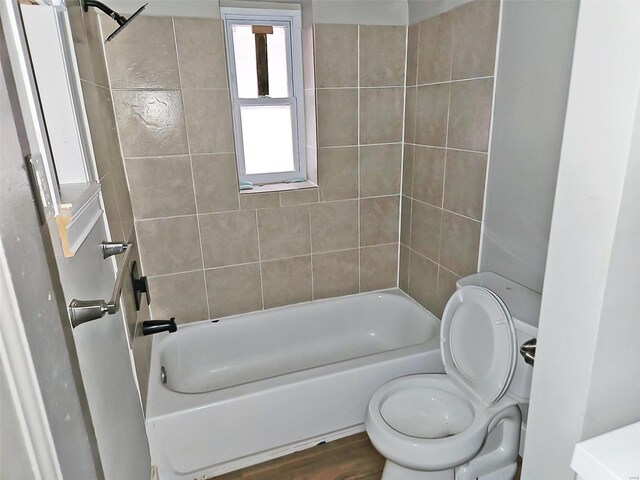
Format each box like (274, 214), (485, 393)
(146, 289), (444, 480)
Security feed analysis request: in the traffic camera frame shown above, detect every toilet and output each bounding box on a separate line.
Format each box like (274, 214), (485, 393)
(365, 272), (540, 480)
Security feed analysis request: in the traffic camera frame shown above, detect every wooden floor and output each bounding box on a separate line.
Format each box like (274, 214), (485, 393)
(211, 433), (385, 480)
(212, 433), (523, 480)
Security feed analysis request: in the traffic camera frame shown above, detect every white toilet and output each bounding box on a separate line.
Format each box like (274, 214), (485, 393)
(365, 272), (540, 480)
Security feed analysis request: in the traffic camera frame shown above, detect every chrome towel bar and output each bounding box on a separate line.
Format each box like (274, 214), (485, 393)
(69, 243), (133, 328)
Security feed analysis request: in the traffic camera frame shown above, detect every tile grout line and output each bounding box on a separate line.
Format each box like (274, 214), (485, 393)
(436, 15), (457, 296)
(255, 209), (266, 311)
(308, 203), (314, 301)
(396, 23), (409, 289)
(356, 24), (361, 293)
(171, 17), (212, 320)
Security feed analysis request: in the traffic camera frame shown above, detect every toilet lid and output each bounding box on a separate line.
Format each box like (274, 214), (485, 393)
(440, 286), (517, 406)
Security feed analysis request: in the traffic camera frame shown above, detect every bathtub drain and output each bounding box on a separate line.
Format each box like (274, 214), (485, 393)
(160, 366), (167, 384)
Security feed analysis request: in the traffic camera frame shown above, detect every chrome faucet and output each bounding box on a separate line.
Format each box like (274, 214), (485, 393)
(142, 318), (177, 336)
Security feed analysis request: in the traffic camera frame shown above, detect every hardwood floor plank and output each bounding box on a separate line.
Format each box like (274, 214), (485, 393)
(212, 433), (383, 480)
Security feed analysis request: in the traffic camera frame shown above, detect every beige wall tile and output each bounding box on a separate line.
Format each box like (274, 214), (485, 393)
(206, 264), (263, 318)
(148, 271), (209, 324)
(360, 88), (404, 144)
(262, 256), (312, 309)
(408, 250), (438, 313)
(314, 24), (358, 88)
(400, 195), (412, 246)
(436, 267), (460, 318)
(111, 156), (134, 240)
(360, 196), (400, 246)
(199, 210), (259, 268)
(104, 16), (180, 89)
(280, 188), (319, 206)
(126, 156), (196, 220)
(310, 200), (358, 253)
(439, 211), (481, 276)
(84, 12), (110, 88)
(81, 81), (112, 179)
(448, 78), (494, 152)
(67, 4), (93, 83)
(359, 25), (406, 87)
(409, 251), (438, 314)
(302, 26), (316, 90)
(404, 86), (417, 144)
(113, 90), (188, 157)
(410, 200), (442, 262)
(402, 144), (414, 197)
(415, 83), (449, 147)
(239, 192), (280, 210)
(360, 144), (402, 197)
(360, 243), (398, 292)
(183, 89), (235, 154)
(318, 147), (358, 201)
(399, 244), (410, 292)
(257, 205), (311, 260)
(451, 0), (499, 80)
(136, 215), (202, 276)
(304, 89), (318, 149)
(412, 145), (445, 206)
(417, 12), (453, 85)
(406, 23), (419, 87)
(316, 89), (358, 147)
(443, 150), (487, 220)
(312, 249), (359, 299)
(174, 18), (228, 89)
(101, 174), (124, 242)
(191, 153), (239, 213)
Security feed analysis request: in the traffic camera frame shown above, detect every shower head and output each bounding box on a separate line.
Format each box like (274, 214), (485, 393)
(82, 0), (148, 43)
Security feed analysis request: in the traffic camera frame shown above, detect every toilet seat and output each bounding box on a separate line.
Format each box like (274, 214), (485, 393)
(440, 286), (517, 406)
(365, 374), (518, 472)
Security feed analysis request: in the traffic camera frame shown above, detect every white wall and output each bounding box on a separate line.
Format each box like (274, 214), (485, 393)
(106, 0), (408, 23)
(407, 0), (468, 24)
(480, 0), (579, 293)
(522, 1), (640, 478)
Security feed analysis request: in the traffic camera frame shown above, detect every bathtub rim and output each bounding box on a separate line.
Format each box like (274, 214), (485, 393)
(146, 288), (441, 420)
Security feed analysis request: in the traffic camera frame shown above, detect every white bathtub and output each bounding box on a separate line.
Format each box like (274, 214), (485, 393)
(146, 289), (444, 480)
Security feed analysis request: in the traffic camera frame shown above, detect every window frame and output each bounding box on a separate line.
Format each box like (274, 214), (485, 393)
(221, 7), (307, 185)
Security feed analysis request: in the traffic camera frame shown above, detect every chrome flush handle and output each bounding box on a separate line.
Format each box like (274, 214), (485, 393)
(520, 338), (536, 366)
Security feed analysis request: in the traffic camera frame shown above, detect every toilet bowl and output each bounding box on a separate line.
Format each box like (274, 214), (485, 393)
(365, 273), (540, 480)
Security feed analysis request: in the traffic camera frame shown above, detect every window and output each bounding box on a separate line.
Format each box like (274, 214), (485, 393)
(222, 7), (306, 185)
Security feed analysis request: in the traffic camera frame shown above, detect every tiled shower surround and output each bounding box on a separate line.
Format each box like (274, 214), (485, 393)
(67, 3), (152, 404)
(97, 0), (497, 327)
(400, 0), (499, 317)
(103, 16), (407, 323)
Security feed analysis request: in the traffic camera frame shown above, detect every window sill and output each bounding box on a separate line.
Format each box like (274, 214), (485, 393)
(239, 180), (318, 195)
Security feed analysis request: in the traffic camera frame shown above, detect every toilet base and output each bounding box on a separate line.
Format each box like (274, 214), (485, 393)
(381, 461), (454, 480)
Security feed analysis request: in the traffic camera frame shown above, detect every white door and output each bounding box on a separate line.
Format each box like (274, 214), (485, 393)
(5, 2), (151, 478)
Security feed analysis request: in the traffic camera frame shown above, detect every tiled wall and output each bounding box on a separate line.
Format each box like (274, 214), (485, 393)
(399, 0), (499, 317)
(103, 17), (406, 324)
(66, 3), (152, 405)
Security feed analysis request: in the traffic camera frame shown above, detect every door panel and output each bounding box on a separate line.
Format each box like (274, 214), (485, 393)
(51, 217), (150, 480)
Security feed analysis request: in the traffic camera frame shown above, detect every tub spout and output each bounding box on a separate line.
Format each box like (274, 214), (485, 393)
(142, 318), (177, 336)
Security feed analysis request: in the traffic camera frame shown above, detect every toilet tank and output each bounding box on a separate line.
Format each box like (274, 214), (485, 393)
(456, 272), (541, 403)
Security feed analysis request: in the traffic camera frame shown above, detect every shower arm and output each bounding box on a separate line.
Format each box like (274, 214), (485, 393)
(82, 0), (127, 26)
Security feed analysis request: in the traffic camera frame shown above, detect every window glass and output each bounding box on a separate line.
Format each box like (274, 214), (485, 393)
(240, 105), (295, 174)
(232, 24), (289, 98)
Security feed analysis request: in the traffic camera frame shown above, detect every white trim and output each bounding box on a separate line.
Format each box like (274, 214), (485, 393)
(221, 6), (307, 185)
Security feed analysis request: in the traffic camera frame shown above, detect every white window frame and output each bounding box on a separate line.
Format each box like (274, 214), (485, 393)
(221, 7), (306, 185)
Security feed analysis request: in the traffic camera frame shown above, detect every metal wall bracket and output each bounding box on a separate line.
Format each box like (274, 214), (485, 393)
(130, 261), (150, 311)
